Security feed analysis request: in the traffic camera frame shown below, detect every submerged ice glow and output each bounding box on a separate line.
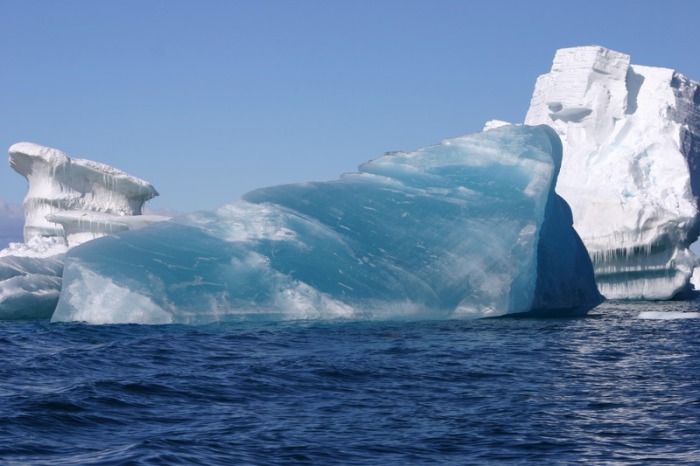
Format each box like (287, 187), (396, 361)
(52, 125), (602, 324)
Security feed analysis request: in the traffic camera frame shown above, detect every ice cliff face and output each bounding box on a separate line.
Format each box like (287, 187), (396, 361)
(52, 125), (602, 324)
(525, 46), (700, 300)
(9, 142), (159, 242)
(0, 143), (167, 320)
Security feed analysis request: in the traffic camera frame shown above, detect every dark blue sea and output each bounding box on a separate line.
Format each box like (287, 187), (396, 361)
(3, 299), (700, 465)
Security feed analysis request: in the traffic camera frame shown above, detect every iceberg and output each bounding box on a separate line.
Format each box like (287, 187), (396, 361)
(52, 125), (602, 324)
(0, 143), (167, 320)
(525, 46), (700, 300)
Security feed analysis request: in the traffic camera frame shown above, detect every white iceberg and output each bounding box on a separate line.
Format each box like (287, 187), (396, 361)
(0, 143), (167, 320)
(52, 125), (602, 324)
(9, 142), (160, 241)
(525, 46), (700, 300)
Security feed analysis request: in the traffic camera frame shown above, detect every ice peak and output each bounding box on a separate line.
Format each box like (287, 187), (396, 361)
(9, 142), (71, 165)
(550, 46), (630, 75)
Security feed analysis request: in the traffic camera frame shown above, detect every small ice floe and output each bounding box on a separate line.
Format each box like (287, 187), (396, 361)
(637, 311), (700, 320)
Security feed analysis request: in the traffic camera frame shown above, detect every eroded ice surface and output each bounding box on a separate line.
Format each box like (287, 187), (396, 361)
(9, 142), (159, 241)
(525, 46), (700, 300)
(53, 125), (602, 324)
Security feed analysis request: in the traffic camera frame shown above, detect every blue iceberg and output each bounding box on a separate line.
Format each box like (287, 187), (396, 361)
(52, 125), (602, 324)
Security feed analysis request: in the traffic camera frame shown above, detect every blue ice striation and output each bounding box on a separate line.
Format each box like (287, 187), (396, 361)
(52, 125), (602, 324)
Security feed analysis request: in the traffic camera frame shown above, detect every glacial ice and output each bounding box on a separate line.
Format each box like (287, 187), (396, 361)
(525, 46), (700, 300)
(0, 143), (166, 320)
(52, 125), (602, 324)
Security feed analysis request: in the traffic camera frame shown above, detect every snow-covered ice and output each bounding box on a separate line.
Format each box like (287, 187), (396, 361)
(52, 125), (602, 324)
(525, 46), (700, 300)
(0, 143), (167, 319)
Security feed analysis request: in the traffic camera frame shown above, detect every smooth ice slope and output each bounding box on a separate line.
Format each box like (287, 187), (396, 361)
(1, 143), (166, 320)
(9, 142), (159, 241)
(53, 125), (602, 324)
(525, 46), (700, 299)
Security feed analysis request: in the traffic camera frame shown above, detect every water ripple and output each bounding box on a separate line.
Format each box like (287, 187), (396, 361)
(2, 301), (700, 464)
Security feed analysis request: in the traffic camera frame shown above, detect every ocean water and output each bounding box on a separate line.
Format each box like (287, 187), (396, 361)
(2, 299), (700, 465)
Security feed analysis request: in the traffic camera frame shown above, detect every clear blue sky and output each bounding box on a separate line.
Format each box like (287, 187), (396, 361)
(1, 0), (698, 216)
